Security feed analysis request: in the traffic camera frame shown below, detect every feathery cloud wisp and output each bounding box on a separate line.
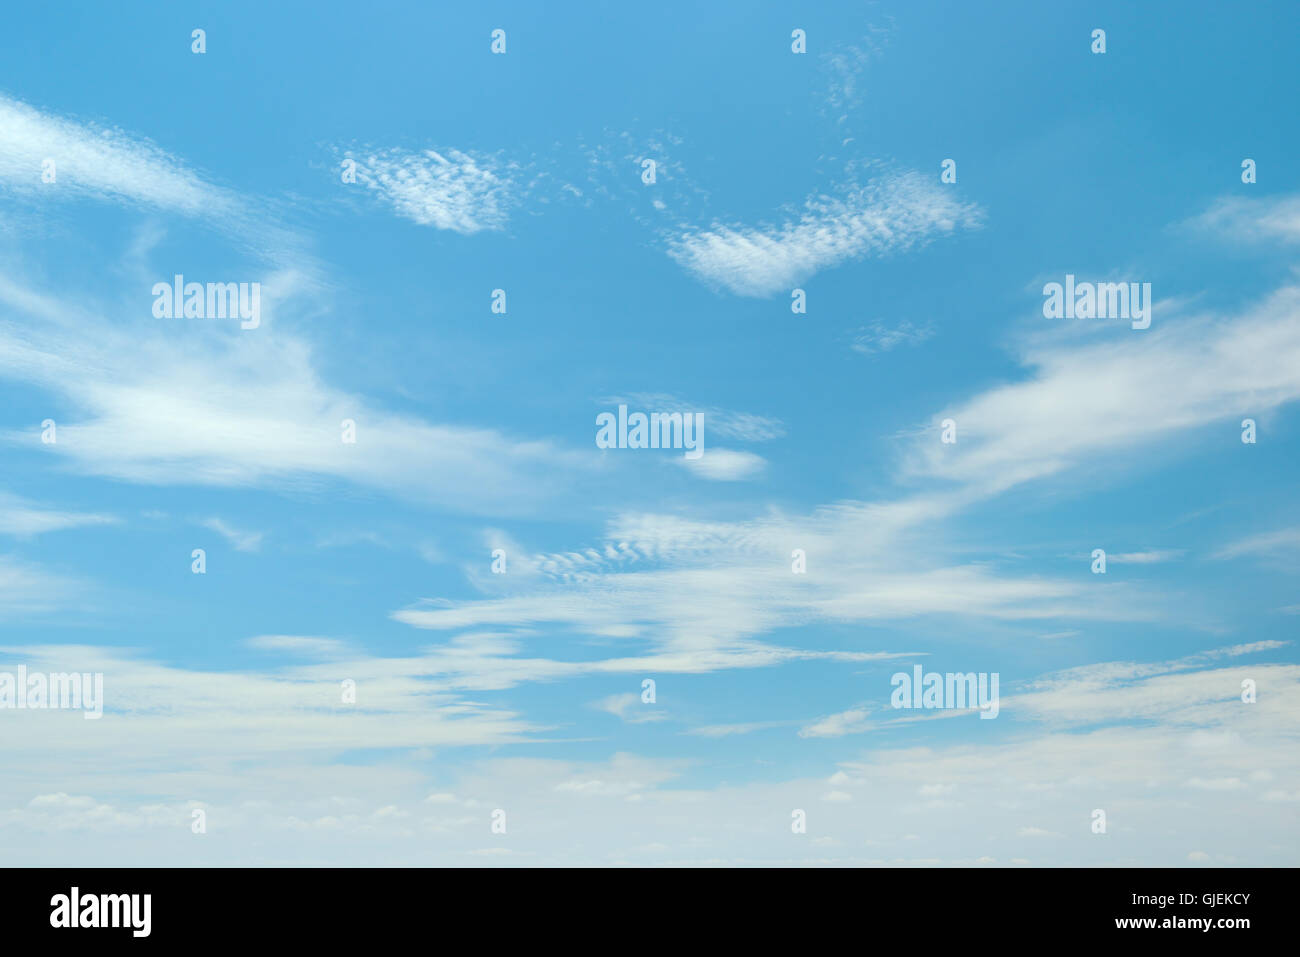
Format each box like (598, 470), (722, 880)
(343, 147), (515, 234)
(666, 172), (981, 297)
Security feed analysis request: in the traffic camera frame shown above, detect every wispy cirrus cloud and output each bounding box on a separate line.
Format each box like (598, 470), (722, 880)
(819, 23), (893, 121)
(683, 720), (795, 738)
(850, 320), (934, 356)
(392, 502), (1158, 656)
(0, 93), (232, 215)
(339, 146), (516, 234)
(591, 692), (665, 724)
(1006, 642), (1291, 727)
(0, 492), (117, 537)
(0, 272), (593, 515)
(1185, 192), (1300, 244)
(0, 556), (91, 618)
(799, 708), (872, 738)
(1108, 549), (1184, 564)
(385, 200), (1300, 674)
(200, 517), (264, 552)
(605, 393), (786, 443)
(246, 635), (351, 659)
(380, 258), (1300, 658)
(0, 93), (311, 272)
(1213, 526), (1300, 560)
(665, 172), (981, 297)
(907, 282), (1300, 494)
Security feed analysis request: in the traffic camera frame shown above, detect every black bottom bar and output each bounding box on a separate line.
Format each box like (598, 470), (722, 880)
(0, 866), (1289, 943)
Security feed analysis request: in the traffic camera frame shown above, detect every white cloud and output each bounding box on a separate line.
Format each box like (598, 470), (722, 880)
(907, 284), (1300, 495)
(1213, 526), (1300, 560)
(666, 172), (981, 296)
(0, 642), (544, 761)
(822, 42), (876, 114)
(0, 272), (592, 514)
(683, 720), (792, 737)
(3, 649), (1296, 865)
(0, 94), (306, 271)
(0, 106), (566, 518)
(1109, 550), (1184, 564)
(606, 393), (786, 442)
(678, 448), (767, 481)
(1008, 646), (1297, 730)
(0, 556), (89, 618)
(799, 709), (871, 739)
(0, 93), (233, 216)
(0, 492), (117, 537)
(391, 501), (1157, 659)
(246, 635), (350, 659)
(344, 147), (515, 233)
(200, 517), (263, 552)
(382, 247), (1300, 663)
(3, 99), (1296, 869)
(851, 321), (934, 356)
(592, 692), (664, 724)
(1186, 193), (1300, 244)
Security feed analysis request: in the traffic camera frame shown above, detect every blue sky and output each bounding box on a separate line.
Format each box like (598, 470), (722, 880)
(1, 0), (1298, 865)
